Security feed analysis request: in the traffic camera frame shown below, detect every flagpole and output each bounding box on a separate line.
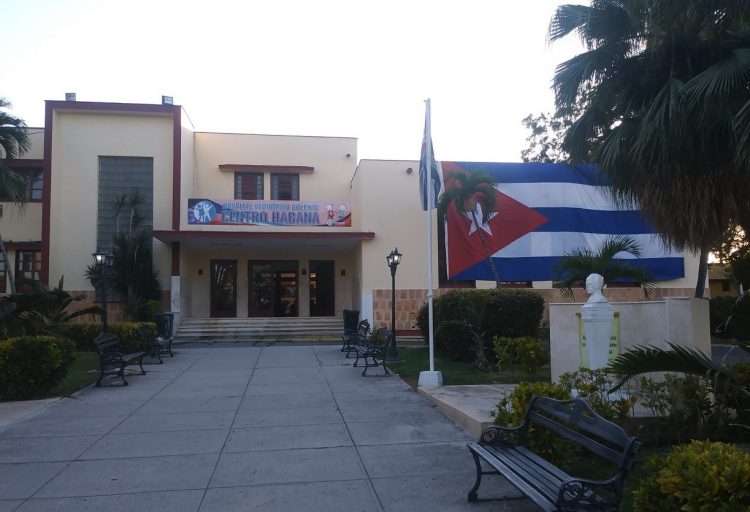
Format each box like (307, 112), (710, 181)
(418, 99), (443, 388)
(426, 99), (435, 373)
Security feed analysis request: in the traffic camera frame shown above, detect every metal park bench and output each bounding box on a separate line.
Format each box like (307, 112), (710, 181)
(94, 332), (147, 386)
(138, 313), (175, 364)
(467, 396), (639, 512)
(154, 313), (175, 358)
(342, 318), (368, 358)
(351, 323), (392, 377)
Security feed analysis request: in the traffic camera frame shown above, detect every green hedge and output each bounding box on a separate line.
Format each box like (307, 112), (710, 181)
(0, 336), (75, 400)
(59, 322), (156, 352)
(417, 289), (545, 362)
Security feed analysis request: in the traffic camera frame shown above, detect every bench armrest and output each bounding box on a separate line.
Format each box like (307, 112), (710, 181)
(479, 424), (527, 445)
(557, 475), (622, 511)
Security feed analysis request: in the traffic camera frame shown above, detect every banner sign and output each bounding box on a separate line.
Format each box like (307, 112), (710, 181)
(187, 198), (352, 227)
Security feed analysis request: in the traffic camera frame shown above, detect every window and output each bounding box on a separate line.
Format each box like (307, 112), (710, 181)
(0, 252), (6, 293)
(0, 169), (43, 202)
(97, 157), (154, 252)
(28, 171), (43, 201)
(15, 250), (41, 283)
(234, 173), (263, 200)
(271, 174), (299, 201)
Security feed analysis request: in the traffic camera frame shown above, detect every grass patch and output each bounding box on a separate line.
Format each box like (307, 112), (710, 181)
(390, 347), (549, 387)
(49, 351), (99, 397)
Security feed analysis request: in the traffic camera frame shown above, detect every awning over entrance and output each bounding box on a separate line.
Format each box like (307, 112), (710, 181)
(153, 230), (375, 245)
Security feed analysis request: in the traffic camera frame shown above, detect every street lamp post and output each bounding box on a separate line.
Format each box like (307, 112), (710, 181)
(385, 247), (402, 362)
(92, 251), (113, 332)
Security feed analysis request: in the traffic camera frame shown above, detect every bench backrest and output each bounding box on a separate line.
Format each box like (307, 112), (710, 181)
(94, 332), (121, 353)
(526, 396), (638, 469)
(357, 320), (371, 338)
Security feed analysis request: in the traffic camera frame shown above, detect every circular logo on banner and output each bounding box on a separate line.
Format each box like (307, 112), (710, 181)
(192, 201), (216, 224)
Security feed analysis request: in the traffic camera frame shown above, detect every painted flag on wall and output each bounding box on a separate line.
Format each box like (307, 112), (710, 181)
(443, 162), (685, 282)
(419, 103), (442, 210)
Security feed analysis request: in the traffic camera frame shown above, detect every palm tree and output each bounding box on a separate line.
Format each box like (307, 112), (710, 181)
(437, 170), (500, 285)
(549, 1), (750, 298)
(556, 236), (653, 298)
(0, 98), (30, 294)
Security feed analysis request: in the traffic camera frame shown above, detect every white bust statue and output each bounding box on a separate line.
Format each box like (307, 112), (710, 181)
(585, 273), (607, 303)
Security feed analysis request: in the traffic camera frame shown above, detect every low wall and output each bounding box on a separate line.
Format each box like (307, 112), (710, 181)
(549, 297), (711, 381)
(370, 286), (698, 334)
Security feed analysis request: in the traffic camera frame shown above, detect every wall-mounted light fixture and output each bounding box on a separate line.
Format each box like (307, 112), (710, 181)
(301, 268), (307, 276)
(197, 268), (203, 276)
(340, 269), (346, 277)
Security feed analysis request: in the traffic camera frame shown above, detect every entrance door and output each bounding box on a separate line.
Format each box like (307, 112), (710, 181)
(309, 260), (335, 317)
(210, 260), (237, 318)
(248, 260), (299, 317)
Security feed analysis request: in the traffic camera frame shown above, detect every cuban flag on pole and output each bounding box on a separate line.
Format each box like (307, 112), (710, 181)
(443, 162), (685, 282)
(419, 103), (442, 210)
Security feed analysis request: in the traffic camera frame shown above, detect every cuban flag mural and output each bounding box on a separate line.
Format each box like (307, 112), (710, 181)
(442, 162), (685, 282)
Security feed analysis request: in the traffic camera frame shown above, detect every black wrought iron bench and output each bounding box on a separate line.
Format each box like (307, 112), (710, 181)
(94, 332), (147, 386)
(467, 396), (639, 512)
(341, 309), (360, 355)
(154, 313), (175, 358)
(351, 323), (392, 376)
(138, 313), (175, 364)
(342, 318), (368, 358)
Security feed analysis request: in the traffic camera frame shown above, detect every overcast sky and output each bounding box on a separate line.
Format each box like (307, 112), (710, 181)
(2, 0), (582, 161)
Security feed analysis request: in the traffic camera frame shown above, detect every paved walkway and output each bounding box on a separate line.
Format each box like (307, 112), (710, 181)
(0, 345), (533, 512)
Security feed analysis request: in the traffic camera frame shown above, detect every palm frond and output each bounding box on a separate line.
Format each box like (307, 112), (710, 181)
(608, 342), (727, 391)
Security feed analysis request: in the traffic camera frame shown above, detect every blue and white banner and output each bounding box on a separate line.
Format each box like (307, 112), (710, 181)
(443, 162), (685, 282)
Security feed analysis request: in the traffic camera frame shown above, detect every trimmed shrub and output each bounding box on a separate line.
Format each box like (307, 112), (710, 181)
(633, 441), (750, 512)
(494, 381), (573, 464)
(0, 336), (76, 400)
(494, 336), (549, 374)
(710, 295), (737, 335)
(417, 289), (545, 363)
(59, 322), (156, 352)
(435, 320), (479, 363)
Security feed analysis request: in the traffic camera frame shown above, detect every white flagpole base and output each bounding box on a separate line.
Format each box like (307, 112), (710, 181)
(418, 370), (443, 388)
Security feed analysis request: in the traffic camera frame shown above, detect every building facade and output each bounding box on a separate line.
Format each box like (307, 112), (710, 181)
(0, 98), (703, 334)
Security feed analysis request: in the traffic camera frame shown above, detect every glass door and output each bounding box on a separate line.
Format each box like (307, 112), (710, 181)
(210, 260), (237, 318)
(309, 260), (335, 316)
(248, 260), (298, 317)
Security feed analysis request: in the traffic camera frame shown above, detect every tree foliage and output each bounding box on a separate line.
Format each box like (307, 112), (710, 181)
(549, 1), (750, 297)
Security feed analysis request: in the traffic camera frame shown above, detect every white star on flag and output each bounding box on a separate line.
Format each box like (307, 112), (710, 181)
(465, 202), (497, 237)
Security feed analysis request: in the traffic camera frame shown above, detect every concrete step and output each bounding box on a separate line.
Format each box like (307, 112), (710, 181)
(174, 316), (345, 343)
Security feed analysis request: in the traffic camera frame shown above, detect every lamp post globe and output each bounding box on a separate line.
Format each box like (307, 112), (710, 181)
(92, 250), (112, 332)
(385, 247), (402, 362)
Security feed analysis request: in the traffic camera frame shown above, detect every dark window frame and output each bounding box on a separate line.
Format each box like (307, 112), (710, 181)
(15, 249), (41, 283)
(0, 168), (43, 203)
(271, 173), (300, 201)
(234, 172), (264, 200)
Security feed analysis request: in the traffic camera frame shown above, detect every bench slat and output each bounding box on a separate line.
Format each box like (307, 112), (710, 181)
(470, 443), (557, 512)
(511, 446), (572, 483)
(533, 396), (631, 450)
(486, 446), (562, 500)
(528, 411), (624, 465)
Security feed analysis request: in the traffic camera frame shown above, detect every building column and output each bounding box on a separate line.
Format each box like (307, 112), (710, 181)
(170, 242), (181, 329)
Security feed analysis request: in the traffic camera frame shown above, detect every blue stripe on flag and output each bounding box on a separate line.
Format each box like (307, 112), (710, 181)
(449, 162), (608, 186)
(451, 256), (684, 282)
(532, 208), (655, 234)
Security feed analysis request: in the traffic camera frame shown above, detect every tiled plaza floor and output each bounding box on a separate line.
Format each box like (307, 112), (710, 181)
(0, 345), (534, 511)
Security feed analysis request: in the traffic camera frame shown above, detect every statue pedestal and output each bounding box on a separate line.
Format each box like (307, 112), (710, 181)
(581, 299), (615, 371)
